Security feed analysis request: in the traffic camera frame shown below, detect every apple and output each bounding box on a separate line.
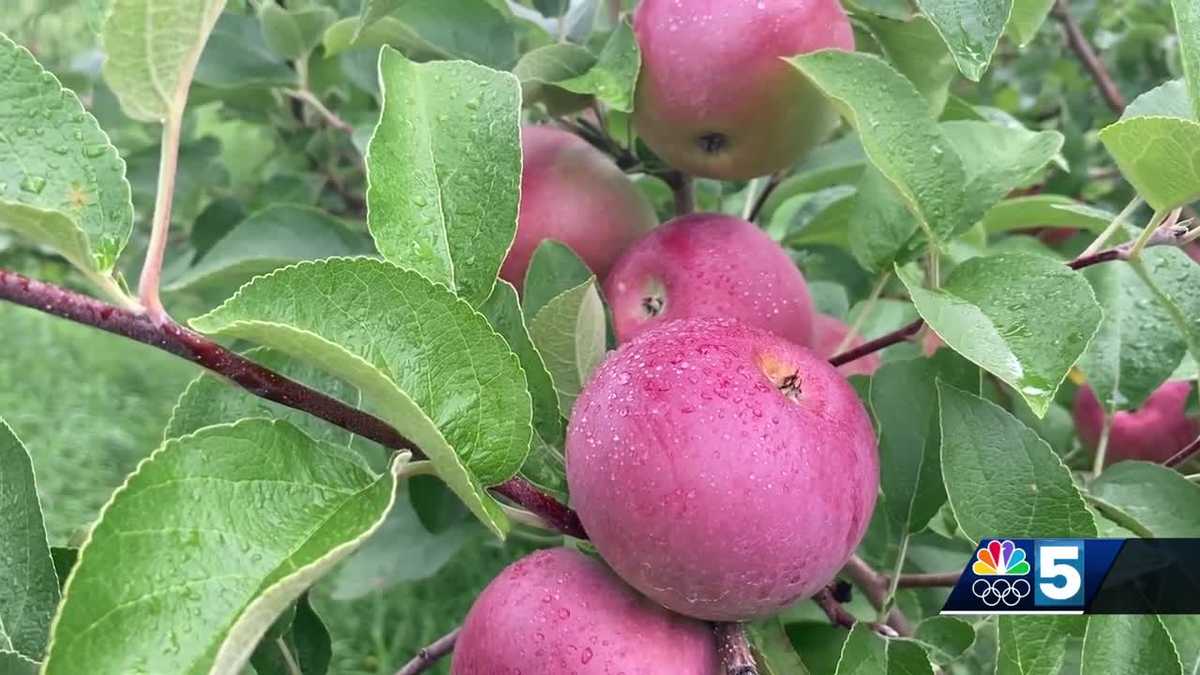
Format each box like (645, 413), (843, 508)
(1073, 381), (1200, 465)
(604, 213), (815, 346)
(499, 125), (658, 290)
(451, 548), (719, 674)
(632, 0), (854, 180)
(812, 313), (881, 376)
(566, 318), (879, 621)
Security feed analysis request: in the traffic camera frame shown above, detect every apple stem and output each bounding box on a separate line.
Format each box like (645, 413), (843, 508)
(713, 622), (757, 675)
(395, 627), (460, 675)
(671, 172), (695, 215)
(746, 170), (786, 223)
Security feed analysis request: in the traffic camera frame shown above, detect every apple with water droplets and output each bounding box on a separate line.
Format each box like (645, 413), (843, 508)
(566, 318), (879, 621)
(604, 213), (815, 347)
(632, 0), (854, 180)
(499, 125), (658, 290)
(812, 313), (881, 376)
(451, 548), (719, 674)
(1073, 381), (1200, 465)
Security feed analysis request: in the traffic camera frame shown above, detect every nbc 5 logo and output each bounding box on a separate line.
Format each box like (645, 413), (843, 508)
(1034, 540), (1085, 607)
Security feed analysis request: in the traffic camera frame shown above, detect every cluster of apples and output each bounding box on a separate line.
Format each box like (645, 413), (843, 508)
(449, 0), (1197, 671)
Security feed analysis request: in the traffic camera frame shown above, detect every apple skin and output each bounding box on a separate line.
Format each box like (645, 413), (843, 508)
(812, 314), (881, 376)
(604, 213), (815, 347)
(566, 318), (879, 621)
(1073, 382), (1200, 465)
(632, 0), (854, 180)
(451, 548), (720, 675)
(499, 125), (658, 290)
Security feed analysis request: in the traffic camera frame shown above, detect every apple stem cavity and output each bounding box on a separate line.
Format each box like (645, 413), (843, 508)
(713, 622), (757, 675)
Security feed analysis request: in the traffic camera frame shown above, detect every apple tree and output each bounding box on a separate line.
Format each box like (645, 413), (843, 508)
(0, 0), (1198, 673)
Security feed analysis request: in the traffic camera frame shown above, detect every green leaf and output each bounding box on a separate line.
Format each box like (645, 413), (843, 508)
(774, 186), (857, 248)
(551, 19), (641, 112)
(915, 0), (1013, 81)
(996, 615), (1085, 675)
(1122, 79), (1194, 120)
(846, 0), (914, 20)
(1099, 117), (1200, 211)
(164, 347), (361, 449)
(870, 352), (979, 536)
(259, 5), (304, 61)
(1082, 615), (1183, 675)
(789, 51), (968, 245)
(367, 47), (521, 307)
(0, 652), (37, 675)
(835, 623), (887, 675)
(101, 0), (226, 122)
(1089, 462), (1200, 537)
(942, 121), (1065, 233)
(1007, 0), (1056, 46)
(0, 35), (133, 277)
(982, 196), (1115, 235)
(165, 205), (369, 292)
(481, 280), (564, 445)
(1172, 0), (1200, 120)
(528, 277), (606, 417)
(1163, 616), (1200, 675)
(860, 15), (958, 114)
(249, 594), (331, 675)
(887, 640), (935, 675)
(189, 258), (530, 538)
(0, 421), (59, 661)
(325, 484), (474, 600)
(513, 43), (597, 110)
(748, 619), (812, 675)
(939, 383), (1097, 540)
(900, 254), (1102, 416)
(41, 420), (404, 675)
(522, 240), (594, 319)
(1078, 262), (1186, 411)
(849, 168), (921, 272)
(1134, 248), (1200, 366)
(913, 616), (975, 665)
(356, 0), (518, 69)
(195, 13), (298, 91)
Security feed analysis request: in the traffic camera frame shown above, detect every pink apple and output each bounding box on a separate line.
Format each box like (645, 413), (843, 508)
(812, 314), (881, 376)
(604, 213), (815, 346)
(1073, 381), (1200, 465)
(632, 0), (854, 180)
(566, 318), (879, 621)
(499, 125), (658, 290)
(451, 548), (719, 674)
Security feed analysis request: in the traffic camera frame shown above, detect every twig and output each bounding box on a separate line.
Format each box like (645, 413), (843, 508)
(285, 88), (354, 134)
(1166, 433), (1200, 467)
(713, 623), (757, 675)
(1053, 0), (1125, 114)
(670, 172), (695, 216)
(747, 171), (786, 223)
(395, 628), (460, 675)
(813, 587), (857, 630)
(890, 571), (961, 588)
(138, 113), (185, 319)
(0, 268), (583, 537)
(841, 555), (914, 636)
(829, 318), (925, 367)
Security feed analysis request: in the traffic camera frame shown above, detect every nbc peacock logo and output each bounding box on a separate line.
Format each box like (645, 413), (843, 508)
(973, 539), (1031, 576)
(970, 540), (1032, 607)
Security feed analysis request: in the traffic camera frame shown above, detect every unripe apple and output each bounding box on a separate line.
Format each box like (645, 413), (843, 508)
(632, 0), (854, 180)
(451, 548), (719, 674)
(1073, 381), (1200, 465)
(566, 318), (879, 621)
(499, 125), (658, 290)
(812, 314), (881, 376)
(604, 213), (815, 346)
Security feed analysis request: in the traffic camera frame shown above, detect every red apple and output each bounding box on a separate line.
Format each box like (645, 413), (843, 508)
(632, 0), (854, 180)
(451, 548), (719, 674)
(499, 125), (658, 290)
(1073, 381), (1200, 465)
(812, 313), (881, 376)
(604, 213), (815, 346)
(566, 318), (879, 621)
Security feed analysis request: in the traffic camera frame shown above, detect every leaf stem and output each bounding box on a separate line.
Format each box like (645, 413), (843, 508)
(395, 628), (460, 675)
(1128, 208), (1180, 260)
(1080, 195), (1142, 258)
(880, 534), (909, 621)
(1091, 410), (1114, 478)
(284, 88), (354, 134)
(137, 113), (184, 319)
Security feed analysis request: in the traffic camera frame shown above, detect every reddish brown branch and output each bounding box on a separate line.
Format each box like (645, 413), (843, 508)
(813, 587), (857, 630)
(0, 268), (581, 535)
(841, 555), (914, 636)
(1053, 0), (1125, 114)
(395, 628), (460, 675)
(829, 318), (925, 367)
(890, 571), (961, 588)
(1166, 434), (1200, 468)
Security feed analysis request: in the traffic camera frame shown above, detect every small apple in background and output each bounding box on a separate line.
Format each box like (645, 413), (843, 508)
(1073, 381), (1200, 465)
(632, 0), (853, 180)
(452, 548), (719, 674)
(566, 318), (879, 621)
(604, 213), (815, 347)
(812, 313), (881, 376)
(499, 125), (658, 290)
